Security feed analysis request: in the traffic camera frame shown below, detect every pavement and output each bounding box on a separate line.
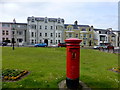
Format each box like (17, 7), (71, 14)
(58, 80), (91, 90)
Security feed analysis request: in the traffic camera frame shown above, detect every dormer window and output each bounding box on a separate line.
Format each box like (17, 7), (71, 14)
(58, 19), (60, 23)
(45, 18), (48, 23)
(67, 26), (73, 31)
(31, 19), (34, 22)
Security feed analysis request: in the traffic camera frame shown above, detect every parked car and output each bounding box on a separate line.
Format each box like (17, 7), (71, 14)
(2, 42), (8, 46)
(34, 43), (47, 47)
(93, 45), (107, 49)
(58, 43), (66, 47)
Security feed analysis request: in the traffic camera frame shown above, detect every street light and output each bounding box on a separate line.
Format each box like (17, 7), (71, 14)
(12, 18), (16, 50)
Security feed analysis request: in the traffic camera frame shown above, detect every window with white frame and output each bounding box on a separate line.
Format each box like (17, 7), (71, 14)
(56, 40), (57, 44)
(40, 33), (42, 36)
(45, 26), (47, 30)
(76, 34), (78, 38)
(31, 32), (34, 37)
(51, 33), (53, 37)
(58, 33), (60, 37)
(89, 34), (92, 38)
(2, 30), (5, 35)
(45, 33), (47, 37)
(40, 40), (42, 43)
(51, 26), (53, 29)
(50, 40), (53, 43)
(40, 25), (42, 29)
(69, 33), (72, 38)
(56, 33), (57, 37)
(6, 31), (9, 35)
(83, 41), (86, 45)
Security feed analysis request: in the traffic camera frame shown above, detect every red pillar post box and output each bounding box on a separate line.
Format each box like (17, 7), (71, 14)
(65, 38), (82, 89)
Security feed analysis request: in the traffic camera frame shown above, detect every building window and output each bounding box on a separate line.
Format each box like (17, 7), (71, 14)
(31, 32), (34, 37)
(58, 40), (60, 43)
(18, 39), (23, 42)
(56, 26), (57, 30)
(40, 33), (42, 36)
(45, 33), (47, 37)
(31, 19), (34, 22)
(89, 28), (91, 31)
(45, 26), (47, 30)
(6, 38), (8, 40)
(35, 33), (36, 37)
(35, 40), (36, 43)
(105, 31), (107, 34)
(31, 25), (36, 29)
(99, 31), (101, 34)
(58, 19), (60, 23)
(89, 34), (92, 38)
(83, 34), (86, 38)
(58, 33), (60, 37)
(56, 40), (57, 44)
(100, 35), (106, 41)
(56, 33), (57, 37)
(2, 38), (5, 42)
(82, 28), (86, 31)
(18, 31), (22, 35)
(2, 24), (10, 27)
(51, 26), (53, 29)
(69, 33), (72, 38)
(45, 19), (48, 23)
(2, 30), (5, 35)
(40, 40), (42, 43)
(76, 34), (78, 38)
(68, 27), (72, 31)
(12, 31), (15, 35)
(31, 40), (34, 44)
(40, 25), (42, 29)
(51, 33), (53, 37)
(50, 40), (53, 43)
(83, 41), (86, 45)
(6, 31), (9, 35)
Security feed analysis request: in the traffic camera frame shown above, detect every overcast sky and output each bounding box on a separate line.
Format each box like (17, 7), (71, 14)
(0, 0), (119, 30)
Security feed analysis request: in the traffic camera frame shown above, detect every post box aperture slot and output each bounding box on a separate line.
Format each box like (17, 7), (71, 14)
(72, 52), (76, 59)
(69, 48), (79, 60)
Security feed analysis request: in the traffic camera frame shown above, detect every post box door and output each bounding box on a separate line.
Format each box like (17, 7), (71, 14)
(67, 48), (80, 79)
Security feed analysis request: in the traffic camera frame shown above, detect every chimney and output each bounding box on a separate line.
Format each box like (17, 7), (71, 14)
(74, 21), (78, 25)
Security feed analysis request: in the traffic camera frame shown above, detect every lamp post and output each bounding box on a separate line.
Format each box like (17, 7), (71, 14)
(12, 18), (16, 50)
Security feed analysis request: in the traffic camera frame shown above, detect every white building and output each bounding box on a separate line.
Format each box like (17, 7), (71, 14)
(94, 29), (109, 46)
(27, 16), (64, 46)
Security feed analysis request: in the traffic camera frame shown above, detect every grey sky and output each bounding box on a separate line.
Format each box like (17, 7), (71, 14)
(0, 0), (119, 30)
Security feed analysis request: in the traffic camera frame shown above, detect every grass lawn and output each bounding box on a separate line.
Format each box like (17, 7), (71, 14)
(2, 47), (119, 88)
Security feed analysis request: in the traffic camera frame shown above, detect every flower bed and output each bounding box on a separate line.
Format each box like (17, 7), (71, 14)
(111, 67), (120, 73)
(2, 69), (28, 81)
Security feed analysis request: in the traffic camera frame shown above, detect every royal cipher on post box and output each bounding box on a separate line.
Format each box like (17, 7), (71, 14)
(65, 38), (82, 89)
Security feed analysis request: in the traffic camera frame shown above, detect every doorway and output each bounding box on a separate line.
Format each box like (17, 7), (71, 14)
(44, 39), (48, 46)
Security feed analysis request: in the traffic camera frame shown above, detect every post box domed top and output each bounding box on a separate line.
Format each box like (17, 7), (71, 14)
(65, 38), (82, 43)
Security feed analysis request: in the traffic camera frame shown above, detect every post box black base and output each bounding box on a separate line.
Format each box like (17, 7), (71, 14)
(66, 78), (79, 89)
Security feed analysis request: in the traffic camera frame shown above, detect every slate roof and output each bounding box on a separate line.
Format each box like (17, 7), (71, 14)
(94, 29), (108, 31)
(64, 24), (90, 29)
(27, 17), (64, 22)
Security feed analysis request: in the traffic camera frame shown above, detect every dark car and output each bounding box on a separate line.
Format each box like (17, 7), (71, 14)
(2, 42), (8, 46)
(58, 43), (66, 47)
(34, 43), (47, 47)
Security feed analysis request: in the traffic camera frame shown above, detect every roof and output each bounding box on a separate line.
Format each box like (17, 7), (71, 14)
(27, 17), (64, 22)
(0, 22), (27, 25)
(64, 24), (90, 29)
(94, 29), (108, 31)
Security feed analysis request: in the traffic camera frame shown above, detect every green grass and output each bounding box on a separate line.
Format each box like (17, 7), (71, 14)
(2, 47), (119, 88)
